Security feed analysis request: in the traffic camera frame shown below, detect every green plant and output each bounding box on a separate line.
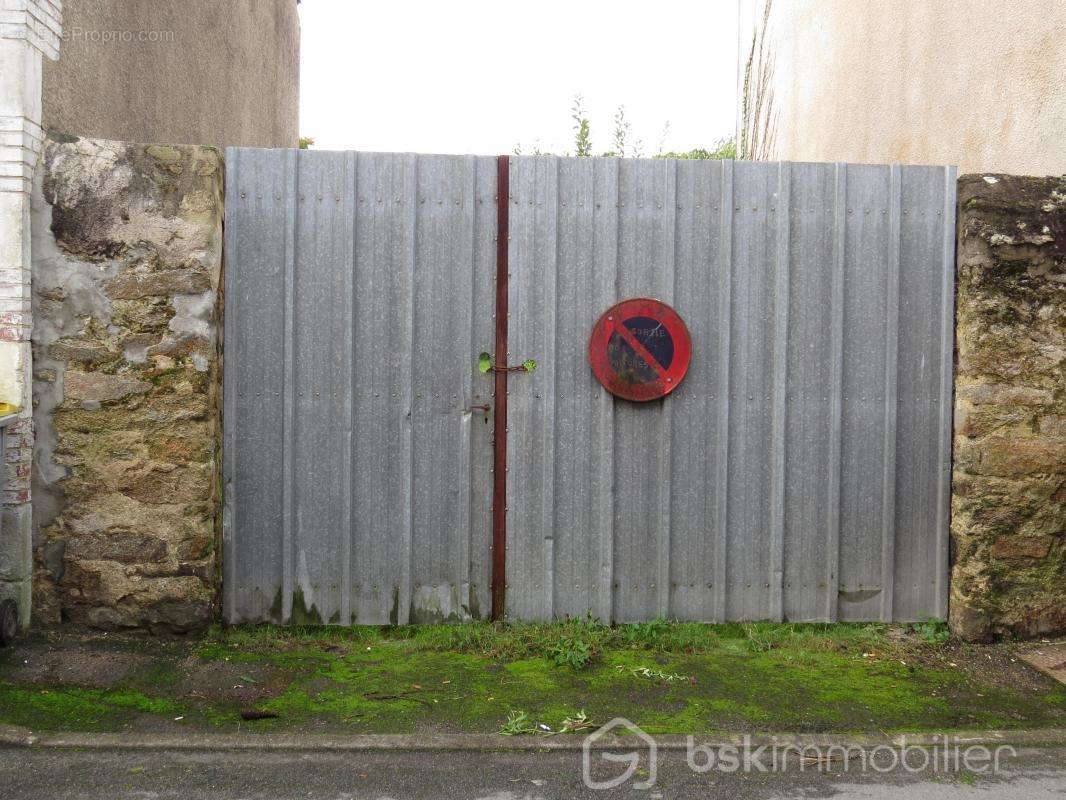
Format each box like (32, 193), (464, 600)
(572, 95), (591, 157)
(515, 98), (735, 161)
(498, 709), (593, 736)
(499, 710), (537, 736)
(298, 136), (314, 150)
(743, 622), (795, 652)
(546, 635), (593, 669)
(911, 619), (950, 644)
(657, 138), (737, 160)
(558, 709), (594, 734)
(611, 105), (630, 157)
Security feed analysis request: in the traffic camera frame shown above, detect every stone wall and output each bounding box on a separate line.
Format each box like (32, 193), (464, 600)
(30, 135), (221, 631)
(950, 174), (1066, 641)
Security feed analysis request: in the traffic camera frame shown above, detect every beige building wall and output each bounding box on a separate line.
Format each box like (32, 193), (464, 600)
(43, 0), (299, 149)
(738, 0), (1066, 175)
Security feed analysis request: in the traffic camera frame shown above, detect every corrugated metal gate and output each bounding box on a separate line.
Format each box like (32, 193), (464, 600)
(222, 150), (956, 625)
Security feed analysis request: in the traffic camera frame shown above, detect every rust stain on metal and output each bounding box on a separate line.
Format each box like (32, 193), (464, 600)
(491, 155), (510, 621)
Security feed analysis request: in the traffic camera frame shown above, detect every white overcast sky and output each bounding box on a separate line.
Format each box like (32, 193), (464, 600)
(299, 1), (739, 156)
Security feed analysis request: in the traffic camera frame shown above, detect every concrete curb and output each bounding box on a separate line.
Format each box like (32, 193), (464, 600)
(0, 725), (36, 747)
(1, 727), (1065, 752)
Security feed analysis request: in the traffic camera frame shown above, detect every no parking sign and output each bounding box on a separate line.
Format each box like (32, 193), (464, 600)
(588, 298), (692, 402)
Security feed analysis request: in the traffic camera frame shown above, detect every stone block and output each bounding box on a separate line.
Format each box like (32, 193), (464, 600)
(63, 371), (151, 403)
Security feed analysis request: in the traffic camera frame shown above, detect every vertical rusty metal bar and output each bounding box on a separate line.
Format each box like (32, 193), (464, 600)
(491, 155), (510, 620)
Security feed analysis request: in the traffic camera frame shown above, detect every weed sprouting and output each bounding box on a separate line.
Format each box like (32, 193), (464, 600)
(910, 619), (951, 644)
(546, 636), (593, 669)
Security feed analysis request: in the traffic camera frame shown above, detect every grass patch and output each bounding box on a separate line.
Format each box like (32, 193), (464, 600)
(198, 618), (886, 668)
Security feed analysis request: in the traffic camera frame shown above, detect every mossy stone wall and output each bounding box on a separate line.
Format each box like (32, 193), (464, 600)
(30, 136), (221, 631)
(951, 174), (1066, 641)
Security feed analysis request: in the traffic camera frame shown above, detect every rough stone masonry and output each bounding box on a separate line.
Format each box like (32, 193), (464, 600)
(30, 136), (221, 630)
(951, 174), (1066, 641)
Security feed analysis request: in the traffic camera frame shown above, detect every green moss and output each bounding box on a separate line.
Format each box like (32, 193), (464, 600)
(3, 623), (1065, 735)
(0, 682), (183, 731)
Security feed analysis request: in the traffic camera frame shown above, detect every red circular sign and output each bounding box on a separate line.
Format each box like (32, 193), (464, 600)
(588, 298), (692, 402)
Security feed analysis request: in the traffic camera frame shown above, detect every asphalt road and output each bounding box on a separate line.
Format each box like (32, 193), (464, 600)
(2, 746), (1064, 799)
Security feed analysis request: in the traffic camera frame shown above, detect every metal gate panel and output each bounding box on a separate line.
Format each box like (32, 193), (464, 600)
(504, 156), (955, 623)
(225, 150), (955, 626)
(223, 149), (495, 624)
(782, 161), (840, 622)
(894, 166), (956, 622)
(223, 148), (290, 624)
(669, 160), (728, 622)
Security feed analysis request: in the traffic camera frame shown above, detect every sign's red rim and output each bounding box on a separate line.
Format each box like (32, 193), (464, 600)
(587, 297), (692, 402)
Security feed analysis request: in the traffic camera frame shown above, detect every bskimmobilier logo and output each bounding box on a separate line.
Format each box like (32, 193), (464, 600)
(582, 718), (1020, 790)
(582, 717), (658, 790)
